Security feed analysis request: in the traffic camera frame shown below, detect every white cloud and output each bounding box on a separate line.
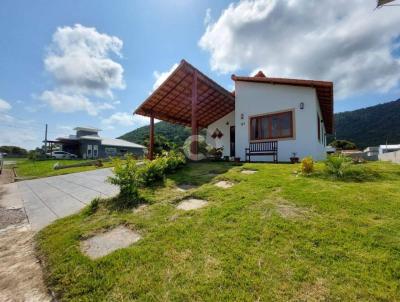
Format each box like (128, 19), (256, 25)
(152, 63), (179, 92)
(101, 112), (150, 129)
(41, 24), (124, 114)
(0, 98), (14, 124)
(199, 0), (400, 98)
(204, 8), (212, 25)
(0, 128), (39, 150)
(0, 99), (12, 112)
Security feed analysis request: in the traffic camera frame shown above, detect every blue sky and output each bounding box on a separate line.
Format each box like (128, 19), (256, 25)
(1, 0), (399, 149)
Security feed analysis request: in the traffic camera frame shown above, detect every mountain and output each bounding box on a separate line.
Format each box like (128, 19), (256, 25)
(333, 99), (400, 148)
(118, 121), (193, 146)
(119, 99), (400, 149)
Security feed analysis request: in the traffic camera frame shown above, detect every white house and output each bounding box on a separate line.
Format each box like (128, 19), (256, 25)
(135, 60), (333, 162)
(379, 144), (400, 154)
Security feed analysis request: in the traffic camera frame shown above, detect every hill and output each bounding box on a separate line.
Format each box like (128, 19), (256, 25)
(334, 99), (400, 148)
(118, 121), (193, 146)
(120, 99), (400, 149)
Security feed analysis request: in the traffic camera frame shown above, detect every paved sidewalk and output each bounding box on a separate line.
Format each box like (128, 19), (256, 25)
(16, 168), (118, 230)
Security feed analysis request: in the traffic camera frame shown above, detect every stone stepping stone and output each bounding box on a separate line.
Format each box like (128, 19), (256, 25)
(241, 170), (258, 174)
(81, 226), (141, 259)
(176, 199), (208, 211)
(176, 184), (197, 192)
(214, 180), (234, 189)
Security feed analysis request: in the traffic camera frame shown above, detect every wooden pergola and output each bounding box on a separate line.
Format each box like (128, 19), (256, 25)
(134, 60), (235, 160)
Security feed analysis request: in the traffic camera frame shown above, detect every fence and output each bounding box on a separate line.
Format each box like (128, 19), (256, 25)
(379, 150), (400, 164)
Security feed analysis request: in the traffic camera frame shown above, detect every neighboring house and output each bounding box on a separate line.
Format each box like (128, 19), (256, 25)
(363, 146), (379, 161)
(379, 144), (400, 154)
(55, 127), (146, 159)
(135, 60), (333, 162)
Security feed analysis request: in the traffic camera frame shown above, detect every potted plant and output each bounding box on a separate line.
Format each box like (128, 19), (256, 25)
(208, 147), (224, 161)
(290, 152), (299, 164)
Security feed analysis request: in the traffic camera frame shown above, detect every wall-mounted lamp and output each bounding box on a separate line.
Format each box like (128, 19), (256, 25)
(240, 113), (244, 120)
(299, 102), (304, 110)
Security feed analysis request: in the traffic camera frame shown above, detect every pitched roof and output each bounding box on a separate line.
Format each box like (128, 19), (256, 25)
(231, 74), (334, 134)
(74, 126), (101, 132)
(101, 138), (146, 149)
(56, 135), (146, 149)
(134, 60), (235, 127)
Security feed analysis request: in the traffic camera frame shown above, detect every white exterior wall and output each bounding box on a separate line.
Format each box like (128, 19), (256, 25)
(206, 111), (235, 158)
(234, 81), (327, 162)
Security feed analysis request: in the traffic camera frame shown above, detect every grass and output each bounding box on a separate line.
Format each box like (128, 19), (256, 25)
(36, 161), (400, 301)
(14, 158), (116, 179)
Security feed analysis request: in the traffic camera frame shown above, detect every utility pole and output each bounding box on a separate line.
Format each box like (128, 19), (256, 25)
(44, 124), (48, 153)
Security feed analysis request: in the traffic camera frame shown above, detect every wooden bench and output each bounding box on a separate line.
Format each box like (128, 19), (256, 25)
(245, 141), (278, 163)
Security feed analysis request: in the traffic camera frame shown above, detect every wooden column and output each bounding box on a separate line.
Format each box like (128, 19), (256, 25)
(191, 71), (198, 160)
(149, 114), (155, 160)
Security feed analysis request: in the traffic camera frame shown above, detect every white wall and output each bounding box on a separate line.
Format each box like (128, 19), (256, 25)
(234, 81), (327, 162)
(206, 111), (235, 158)
(379, 150), (400, 164)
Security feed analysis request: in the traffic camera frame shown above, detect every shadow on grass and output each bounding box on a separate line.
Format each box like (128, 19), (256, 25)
(167, 161), (240, 185)
(144, 161), (239, 191)
(310, 166), (383, 183)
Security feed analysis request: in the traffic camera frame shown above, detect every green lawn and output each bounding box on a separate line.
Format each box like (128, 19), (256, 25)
(15, 159), (116, 179)
(37, 161), (400, 301)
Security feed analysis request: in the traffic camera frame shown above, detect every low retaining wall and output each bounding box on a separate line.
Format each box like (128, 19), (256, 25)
(379, 150), (400, 164)
(54, 159), (110, 170)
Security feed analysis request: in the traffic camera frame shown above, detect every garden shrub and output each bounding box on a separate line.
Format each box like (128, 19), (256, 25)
(325, 154), (353, 178)
(139, 150), (186, 185)
(84, 197), (100, 216)
(107, 151), (186, 208)
(163, 150), (186, 172)
(107, 155), (142, 208)
(301, 156), (314, 174)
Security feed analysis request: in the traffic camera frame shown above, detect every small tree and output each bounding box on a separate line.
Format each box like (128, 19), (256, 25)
(330, 140), (357, 150)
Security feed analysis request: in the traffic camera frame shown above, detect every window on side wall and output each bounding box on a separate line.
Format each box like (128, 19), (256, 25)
(317, 114), (321, 143)
(250, 110), (293, 141)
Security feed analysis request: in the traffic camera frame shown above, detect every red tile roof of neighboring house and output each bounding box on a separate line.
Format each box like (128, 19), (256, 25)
(231, 74), (334, 134)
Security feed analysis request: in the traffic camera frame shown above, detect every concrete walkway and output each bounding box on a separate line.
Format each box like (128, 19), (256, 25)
(7, 168), (118, 231)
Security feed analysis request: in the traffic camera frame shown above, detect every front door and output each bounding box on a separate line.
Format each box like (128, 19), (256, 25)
(230, 126), (235, 157)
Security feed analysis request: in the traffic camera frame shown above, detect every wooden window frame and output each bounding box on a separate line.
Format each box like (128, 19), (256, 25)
(249, 109), (295, 142)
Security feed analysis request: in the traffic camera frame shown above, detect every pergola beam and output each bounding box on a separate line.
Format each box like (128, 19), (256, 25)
(191, 70), (198, 160)
(149, 114), (155, 160)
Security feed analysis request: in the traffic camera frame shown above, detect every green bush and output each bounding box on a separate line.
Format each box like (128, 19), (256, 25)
(107, 155), (142, 208)
(301, 157), (314, 174)
(325, 154), (353, 178)
(139, 150), (186, 185)
(84, 197), (100, 215)
(330, 140), (357, 150)
(107, 151), (187, 209)
(163, 150), (186, 172)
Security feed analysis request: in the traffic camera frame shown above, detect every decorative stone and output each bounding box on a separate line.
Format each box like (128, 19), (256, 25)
(176, 184), (197, 192)
(176, 199), (208, 211)
(241, 170), (258, 174)
(214, 180), (234, 189)
(81, 226), (141, 259)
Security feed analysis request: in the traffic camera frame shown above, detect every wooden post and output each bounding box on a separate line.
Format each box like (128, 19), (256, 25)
(149, 114), (155, 160)
(191, 71), (198, 160)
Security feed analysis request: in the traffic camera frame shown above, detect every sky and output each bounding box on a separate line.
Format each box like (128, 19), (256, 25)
(0, 0), (399, 150)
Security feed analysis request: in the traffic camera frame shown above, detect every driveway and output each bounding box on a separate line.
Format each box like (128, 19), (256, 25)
(7, 168), (118, 231)
(0, 168), (118, 301)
